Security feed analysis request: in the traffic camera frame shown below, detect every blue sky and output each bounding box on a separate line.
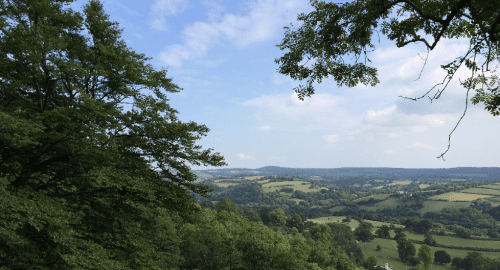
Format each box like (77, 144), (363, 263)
(65, 0), (500, 169)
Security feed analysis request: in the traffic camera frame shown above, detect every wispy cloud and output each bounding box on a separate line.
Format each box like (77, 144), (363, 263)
(260, 125), (272, 131)
(323, 134), (340, 143)
(149, 0), (189, 31)
(237, 153), (255, 159)
(157, 0), (310, 66)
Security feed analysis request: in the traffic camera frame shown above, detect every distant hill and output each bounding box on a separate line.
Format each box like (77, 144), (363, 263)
(192, 166), (500, 182)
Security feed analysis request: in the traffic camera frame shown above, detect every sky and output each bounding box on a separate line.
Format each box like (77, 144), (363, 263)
(63, 0), (500, 170)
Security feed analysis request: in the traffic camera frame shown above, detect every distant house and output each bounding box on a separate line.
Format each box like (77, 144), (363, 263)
(385, 262), (393, 270)
(397, 191), (405, 195)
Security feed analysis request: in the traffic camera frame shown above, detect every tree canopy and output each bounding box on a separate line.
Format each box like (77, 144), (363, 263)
(0, 0), (226, 268)
(275, 0), (500, 159)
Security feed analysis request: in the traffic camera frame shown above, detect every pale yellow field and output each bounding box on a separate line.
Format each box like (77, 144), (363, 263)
(419, 184), (430, 189)
(215, 183), (239, 188)
(429, 192), (492, 201)
(257, 179), (270, 183)
(244, 176), (264, 180)
(387, 180), (412, 186)
(373, 185), (384, 189)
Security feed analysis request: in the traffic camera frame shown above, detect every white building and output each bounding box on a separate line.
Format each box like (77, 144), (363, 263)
(385, 262), (392, 270)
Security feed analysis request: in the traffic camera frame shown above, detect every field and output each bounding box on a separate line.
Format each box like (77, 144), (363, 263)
(261, 181), (328, 193)
(387, 180), (412, 186)
(479, 184), (500, 190)
(309, 216), (404, 231)
(419, 184), (430, 189)
(418, 200), (471, 214)
(353, 194), (391, 203)
(428, 192), (492, 201)
(244, 176), (264, 180)
(461, 187), (500, 196)
(405, 231), (500, 251)
(358, 197), (401, 211)
(360, 238), (500, 270)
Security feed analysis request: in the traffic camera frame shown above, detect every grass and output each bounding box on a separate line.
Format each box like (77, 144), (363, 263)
(244, 176), (264, 180)
(261, 181), (327, 193)
(360, 237), (500, 270)
(309, 216), (404, 231)
(479, 184), (500, 190)
(358, 197), (402, 211)
(387, 180), (412, 186)
(353, 194), (391, 202)
(428, 192), (492, 201)
(418, 200), (471, 214)
(405, 231), (500, 251)
(461, 187), (500, 196)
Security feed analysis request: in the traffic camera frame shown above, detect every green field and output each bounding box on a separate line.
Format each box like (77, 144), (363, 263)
(461, 187), (500, 196)
(353, 194), (391, 203)
(479, 184), (500, 190)
(418, 200), (471, 214)
(309, 216), (404, 231)
(429, 192), (492, 201)
(358, 197), (401, 211)
(360, 237), (500, 270)
(261, 181), (327, 193)
(405, 231), (500, 251)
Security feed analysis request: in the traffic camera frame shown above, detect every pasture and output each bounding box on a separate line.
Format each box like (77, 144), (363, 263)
(428, 192), (492, 201)
(418, 200), (471, 214)
(359, 237), (500, 270)
(387, 180), (412, 186)
(261, 181), (327, 193)
(461, 187), (500, 196)
(353, 194), (391, 203)
(405, 231), (500, 251)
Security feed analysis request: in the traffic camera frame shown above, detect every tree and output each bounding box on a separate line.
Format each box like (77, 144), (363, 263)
(275, 0), (500, 160)
(0, 0), (226, 269)
(397, 237), (416, 263)
(376, 225), (391, 238)
(394, 228), (407, 240)
(424, 232), (437, 246)
(418, 244), (434, 270)
(434, 250), (452, 265)
(354, 221), (375, 242)
(364, 255), (378, 269)
(216, 197), (241, 215)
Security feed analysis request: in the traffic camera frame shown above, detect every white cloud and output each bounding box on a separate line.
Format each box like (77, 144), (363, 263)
(323, 134), (340, 143)
(388, 131), (402, 138)
(260, 125), (272, 131)
(412, 125), (427, 132)
(367, 105), (397, 121)
(202, 0), (225, 22)
(407, 142), (433, 150)
(384, 150), (394, 155)
(157, 0), (310, 66)
(149, 0), (189, 31)
(237, 153), (255, 159)
(243, 93), (343, 116)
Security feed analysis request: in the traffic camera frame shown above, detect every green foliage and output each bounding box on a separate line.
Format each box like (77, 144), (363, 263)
(417, 244), (434, 270)
(0, 0), (227, 268)
(354, 221), (375, 242)
(275, 0), (500, 159)
(423, 232), (437, 246)
(376, 244), (382, 251)
(397, 237), (416, 263)
(275, 0), (500, 103)
(434, 250), (452, 265)
(364, 255), (378, 270)
(376, 225), (391, 238)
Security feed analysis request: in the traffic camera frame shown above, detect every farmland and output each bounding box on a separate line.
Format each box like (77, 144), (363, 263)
(461, 187), (500, 196)
(428, 192), (492, 201)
